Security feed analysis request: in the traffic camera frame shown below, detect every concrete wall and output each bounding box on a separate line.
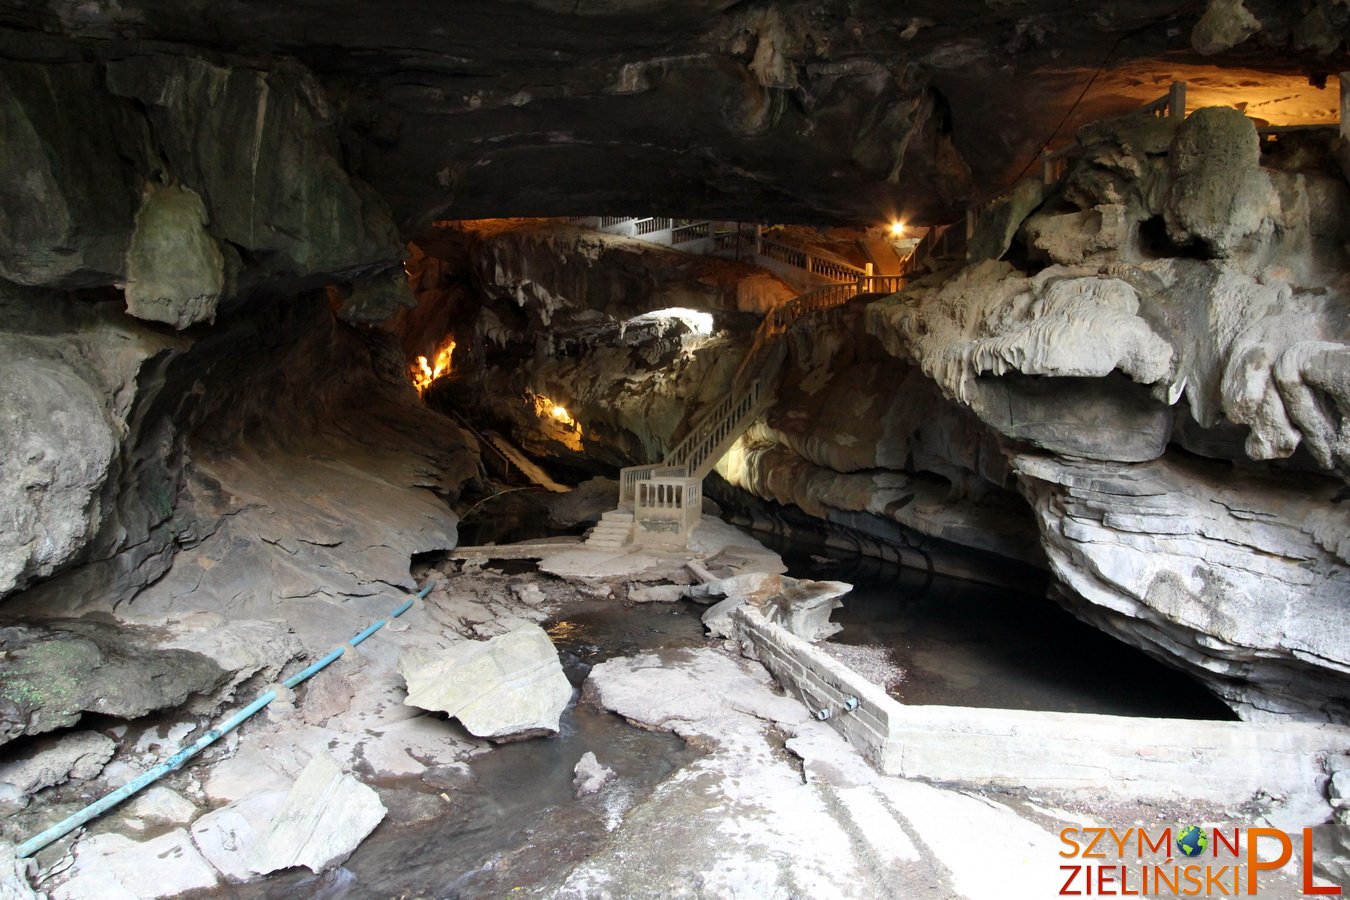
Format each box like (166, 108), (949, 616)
(732, 607), (1350, 805)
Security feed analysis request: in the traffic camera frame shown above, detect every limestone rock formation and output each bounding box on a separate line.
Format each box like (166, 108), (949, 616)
(0, 731), (114, 812)
(1192, 0), (1263, 55)
(1015, 452), (1350, 721)
(698, 573), (849, 642)
(0, 288), (187, 599)
(190, 790), (287, 883)
(124, 183), (226, 329)
(1164, 107), (1275, 257)
(856, 115), (1350, 718)
(0, 618), (224, 746)
(52, 829), (219, 899)
(247, 753), (386, 875)
(572, 751), (616, 797)
(399, 624), (573, 740)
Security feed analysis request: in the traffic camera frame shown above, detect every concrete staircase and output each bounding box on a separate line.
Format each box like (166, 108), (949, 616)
(584, 509), (635, 551)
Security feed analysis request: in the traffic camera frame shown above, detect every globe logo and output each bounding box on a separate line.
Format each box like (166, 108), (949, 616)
(1177, 825), (1209, 858)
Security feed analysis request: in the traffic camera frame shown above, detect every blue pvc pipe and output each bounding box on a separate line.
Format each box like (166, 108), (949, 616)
(16, 581), (435, 859)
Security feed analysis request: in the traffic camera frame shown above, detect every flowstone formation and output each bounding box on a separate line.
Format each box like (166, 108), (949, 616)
(860, 108), (1350, 720)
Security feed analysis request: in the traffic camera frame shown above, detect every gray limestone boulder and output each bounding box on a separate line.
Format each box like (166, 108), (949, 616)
(572, 751), (616, 797)
(1164, 107), (1275, 257)
(1023, 204), (1131, 266)
(1191, 0), (1262, 55)
(0, 619), (225, 747)
(399, 624), (572, 740)
(52, 828), (219, 899)
(0, 731), (115, 812)
(190, 790), (287, 882)
(247, 753), (386, 875)
(124, 184), (226, 329)
(0, 338), (118, 597)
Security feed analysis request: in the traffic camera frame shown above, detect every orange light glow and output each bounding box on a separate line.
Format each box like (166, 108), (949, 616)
(410, 338), (456, 396)
(889, 221), (906, 237)
(529, 391), (582, 450)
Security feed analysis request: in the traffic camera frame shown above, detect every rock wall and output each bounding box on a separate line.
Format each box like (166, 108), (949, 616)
(862, 109), (1350, 720)
(0, 42), (477, 739)
(0, 35), (465, 604)
(0, 46), (401, 309)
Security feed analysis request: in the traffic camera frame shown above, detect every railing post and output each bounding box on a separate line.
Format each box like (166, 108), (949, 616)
(865, 262), (873, 276)
(966, 208), (977, 241)
(754, 224), (763, 256)
(1341, 73), (1350, 141)
(1042, 157), (1054, 185)
(1168, 81), (1186, 119)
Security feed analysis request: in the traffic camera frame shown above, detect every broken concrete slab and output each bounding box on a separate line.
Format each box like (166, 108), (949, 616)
(399, 623), (572, 741)
(697, 573), (849, 642)
(246, 753), (386, 875)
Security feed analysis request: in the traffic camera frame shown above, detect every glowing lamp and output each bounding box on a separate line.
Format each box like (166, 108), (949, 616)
(889, 221), (906, 238)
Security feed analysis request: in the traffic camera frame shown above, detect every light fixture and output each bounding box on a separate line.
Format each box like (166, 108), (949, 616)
(889, 221), (906, 238)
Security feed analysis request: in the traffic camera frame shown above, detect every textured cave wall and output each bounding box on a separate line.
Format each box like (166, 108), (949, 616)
(2, 0), (1345, 230)
(860, 107), (1350, 721)
(0, 35), (476, 611)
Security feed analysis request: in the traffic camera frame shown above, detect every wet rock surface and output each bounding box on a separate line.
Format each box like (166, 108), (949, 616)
(399, 623), (573, 740)
(246, 753), (387, 875)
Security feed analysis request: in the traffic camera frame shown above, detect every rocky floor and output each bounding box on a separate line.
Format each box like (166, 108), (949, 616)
(1, 523), (1345, 897)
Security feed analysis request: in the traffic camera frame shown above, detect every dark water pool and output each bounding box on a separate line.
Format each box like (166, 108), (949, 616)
(766, 540), (1237, 720)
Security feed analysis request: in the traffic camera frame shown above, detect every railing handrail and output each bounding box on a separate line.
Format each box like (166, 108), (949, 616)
(758, 236), (870, 279)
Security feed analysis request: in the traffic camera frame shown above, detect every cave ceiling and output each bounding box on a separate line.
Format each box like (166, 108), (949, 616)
(1, 0), (1346, 229)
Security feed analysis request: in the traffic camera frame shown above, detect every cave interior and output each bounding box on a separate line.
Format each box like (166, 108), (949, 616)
(2, 0), (1350, 895)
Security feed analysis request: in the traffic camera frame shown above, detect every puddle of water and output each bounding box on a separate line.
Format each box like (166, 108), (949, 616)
(765, 540), (1237, 720)
(194, 600), (707, 900)
(547, 598), (711, 665)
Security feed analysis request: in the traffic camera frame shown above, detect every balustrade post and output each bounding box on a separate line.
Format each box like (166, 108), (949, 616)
(1341, 74), (1350, 141)
(1168, 81), (1186, 119)
(966, 208), (977, 241)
